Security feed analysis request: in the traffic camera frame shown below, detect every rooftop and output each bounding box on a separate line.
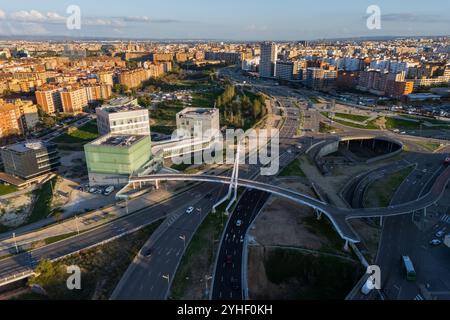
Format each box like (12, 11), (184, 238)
(178, 107), (218, 117)
(3, 140), (52, 153)
(98, 97), (143, 113)
(90, 134), (147, 148)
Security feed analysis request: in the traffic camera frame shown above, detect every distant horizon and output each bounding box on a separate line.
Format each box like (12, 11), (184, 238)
(1, 1), (449, 40)
(1, 33), (449, 44)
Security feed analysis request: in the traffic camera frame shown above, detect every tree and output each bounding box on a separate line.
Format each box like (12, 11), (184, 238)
(252, 99), (262, 120)
(113, 84), (128, 94)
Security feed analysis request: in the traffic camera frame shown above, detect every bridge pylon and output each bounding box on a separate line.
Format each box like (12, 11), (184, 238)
(212, 142), (241, 215)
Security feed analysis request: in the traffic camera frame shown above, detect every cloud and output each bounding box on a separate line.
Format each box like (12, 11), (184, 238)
(8, 10), (65, 24)
(380, 13), (450, 23)
(246, 24), (268, 32)
(0, 21), (48, 36)
(0, 10), (5, 19)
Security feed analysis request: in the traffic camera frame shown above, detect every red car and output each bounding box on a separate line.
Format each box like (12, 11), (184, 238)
(226, 255), (233, 265)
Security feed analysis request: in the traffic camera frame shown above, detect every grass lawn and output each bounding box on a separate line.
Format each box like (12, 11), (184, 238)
(28, 178), (57, 224)
(364, 166), (415, 208)
(191, 90), (223, 108)
(415, 141), (442, 152)
(0, 184), (18, 196)
(302, 216), (345, 253)
(44, 232), (78, 245)
(321, 112), (379, 130)
(279, 159), (306, 177)
(309, 97), (320, 104)
(334, 112), (371, 123)
(319, 122), (339, 134)
(171, 208), (227, 300)
(21, 221), (162, 300)
(385, 117), (422, 130)
(54, 121), (99, 144)
(264, 248), (363, 300)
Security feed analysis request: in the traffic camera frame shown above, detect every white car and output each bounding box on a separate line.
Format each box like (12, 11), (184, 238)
(236, 220), (243, 227)
(436, 231), (445, 238)
(430, 239), (442, 246)
(185, 207), (194, 214)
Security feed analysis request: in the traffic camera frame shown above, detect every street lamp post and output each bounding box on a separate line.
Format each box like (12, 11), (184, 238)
(179, 235), (186, 248)
(162, 274), (170, 287)
(204, 275), (213, 298)
(75, 215), (80, 235)
(12, 232), (18, 254)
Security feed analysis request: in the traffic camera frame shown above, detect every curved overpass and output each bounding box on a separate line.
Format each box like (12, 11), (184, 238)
(130, 166), (450, 244)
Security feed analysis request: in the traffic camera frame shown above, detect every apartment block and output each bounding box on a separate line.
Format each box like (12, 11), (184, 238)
(60, 87), (88, 114)
(35, 86), (63, 114)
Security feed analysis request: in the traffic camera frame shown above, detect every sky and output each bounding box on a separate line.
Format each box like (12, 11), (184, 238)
(0, 0), (449, 40)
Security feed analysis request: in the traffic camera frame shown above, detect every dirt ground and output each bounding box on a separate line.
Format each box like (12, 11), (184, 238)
(0, 193), (33, 227)
(249, 197), (325, 251)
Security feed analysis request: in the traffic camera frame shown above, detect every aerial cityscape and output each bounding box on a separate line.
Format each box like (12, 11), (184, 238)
(0, 0), (450, 309)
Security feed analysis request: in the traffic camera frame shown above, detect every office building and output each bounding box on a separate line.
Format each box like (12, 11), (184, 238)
(96, 98), (151, 136)
(259, 42), (278, 78)
(84, 134), (152, 186)
(275, 61), (301, 81)
(1, 140), (60, 180)
(176, 107), (220, 139)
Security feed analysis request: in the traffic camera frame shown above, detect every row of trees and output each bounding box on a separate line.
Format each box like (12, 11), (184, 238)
(215, 84), (267, 128)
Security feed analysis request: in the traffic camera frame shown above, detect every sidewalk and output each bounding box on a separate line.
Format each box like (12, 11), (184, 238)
(0, 165), (231, 257)
(0, 187), (172, 256)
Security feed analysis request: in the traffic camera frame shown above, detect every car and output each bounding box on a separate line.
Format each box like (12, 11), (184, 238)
(230, 277), (240, 291)
(236, 220), (243, 227)
(205, 193), (213, 199)
(240, 236), (244, 243)
(103, 186), (115, 196)
(226, 255), (233, 265)
(430, 239), (442, 246)
(435, 231), (445, 238)
(143, 248), (153, 258)
(185, 206), (194, 214)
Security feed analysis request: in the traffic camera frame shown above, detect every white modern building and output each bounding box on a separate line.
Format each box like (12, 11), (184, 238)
(96, 98), (151, 136)
(176, 107), (220, 139)
(259, 42), (278, 78)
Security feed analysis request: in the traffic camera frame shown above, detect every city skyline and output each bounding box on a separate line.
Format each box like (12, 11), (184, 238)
(0, 0), (449, 40)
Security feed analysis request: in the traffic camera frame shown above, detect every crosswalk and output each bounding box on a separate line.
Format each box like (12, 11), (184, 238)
(414, 294), (425, 301)
(441, 214), (450, 224)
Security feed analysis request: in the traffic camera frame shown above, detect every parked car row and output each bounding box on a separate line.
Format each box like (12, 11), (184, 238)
(78, 185), (115, 196)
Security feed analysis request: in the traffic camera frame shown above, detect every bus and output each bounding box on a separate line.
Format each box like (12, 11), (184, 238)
(401, 256), (417, 282)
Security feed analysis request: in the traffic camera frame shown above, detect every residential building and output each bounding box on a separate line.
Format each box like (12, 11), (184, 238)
(118, 68), (150, 89)
(1, 140), (60, 180)
(275, 61), (301, 81)
(35, 86), (63, 114)
(259, 42), (278, 78)
(0, 103), (23, 138)
(60, 87), (88, 114)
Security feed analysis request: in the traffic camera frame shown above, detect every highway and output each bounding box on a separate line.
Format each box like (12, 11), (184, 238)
(110, 68), (304, 300)
(0, 183), (226, 286)
(110, 183), (229, 300)
(377, 154), (450, 300)
(211, 94), (308, 300)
